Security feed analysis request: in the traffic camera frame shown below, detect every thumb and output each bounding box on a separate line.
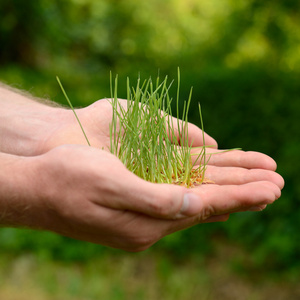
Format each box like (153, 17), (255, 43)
(187, 122), (218, 148)
(99, 171), (280, 220)
(99, 171), (192, 219)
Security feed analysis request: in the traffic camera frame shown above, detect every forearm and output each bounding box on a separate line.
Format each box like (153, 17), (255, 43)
(0, 152), (45, 228)
(0, 82), (67, 156)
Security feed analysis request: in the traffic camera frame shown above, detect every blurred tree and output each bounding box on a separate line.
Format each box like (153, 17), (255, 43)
(0, 0), (44, 65)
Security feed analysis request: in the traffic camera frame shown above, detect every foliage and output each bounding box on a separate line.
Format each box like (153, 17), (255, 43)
(1, 252), (299, 300)
(0, 0), (299, 273)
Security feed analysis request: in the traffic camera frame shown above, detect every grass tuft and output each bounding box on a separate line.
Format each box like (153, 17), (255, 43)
(108, 69), (208, 187)
(58, 70), (210, 188)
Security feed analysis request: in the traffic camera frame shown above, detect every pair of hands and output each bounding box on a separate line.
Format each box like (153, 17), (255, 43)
(1, 96), (284, 251)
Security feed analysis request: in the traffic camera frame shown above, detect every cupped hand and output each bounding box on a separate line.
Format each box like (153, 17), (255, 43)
(22, 144), (283, 252)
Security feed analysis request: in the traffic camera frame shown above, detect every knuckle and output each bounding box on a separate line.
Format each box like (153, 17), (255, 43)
(197, 205), (215, 221)
(149, 195), (178, 218)
(128, 234), (158, 252)
(147, 186), (184, 218)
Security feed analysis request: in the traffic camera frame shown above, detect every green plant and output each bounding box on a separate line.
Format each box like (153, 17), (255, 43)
(57, 70), (210, 188)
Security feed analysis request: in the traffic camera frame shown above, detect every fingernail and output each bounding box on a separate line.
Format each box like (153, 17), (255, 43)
(249, 206), (264, 212)
(175, 193), (200, 219)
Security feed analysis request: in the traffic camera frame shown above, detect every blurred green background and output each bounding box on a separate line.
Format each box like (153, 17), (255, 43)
(0, 0), (299, 299)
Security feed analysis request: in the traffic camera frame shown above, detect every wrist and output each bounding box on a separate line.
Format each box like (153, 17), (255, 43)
(0, 153), (48, 228)
(0, 84), (70, 156)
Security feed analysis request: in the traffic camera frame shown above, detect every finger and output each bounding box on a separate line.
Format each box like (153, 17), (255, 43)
(192, 149), (278, 171)
(160, 181), (280, 236)
(95, 168), (187, 219)
(248, 204), (267, 212)
(204, 165), (285, 189)
(202, 213), (230, 223)
(185, 123), (217, 148)
(169, 118), (218, 148)
(98, 160), (280, 222)
(178, 181), (281, 218)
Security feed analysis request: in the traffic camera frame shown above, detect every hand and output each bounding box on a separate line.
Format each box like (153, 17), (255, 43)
(4, 144), (282, 252)
(0, 95), (217, 155)
(39, 98), (219, 153)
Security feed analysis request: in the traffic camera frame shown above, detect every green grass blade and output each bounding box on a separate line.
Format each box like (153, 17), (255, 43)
(56, 76), (91, 146)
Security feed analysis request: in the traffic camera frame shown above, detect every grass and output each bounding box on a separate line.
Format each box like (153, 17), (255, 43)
(1, 243), (299, 300)
(58, 69), (210, 188)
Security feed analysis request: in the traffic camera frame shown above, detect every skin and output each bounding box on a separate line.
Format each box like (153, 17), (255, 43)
(0, 83), (284, 251)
